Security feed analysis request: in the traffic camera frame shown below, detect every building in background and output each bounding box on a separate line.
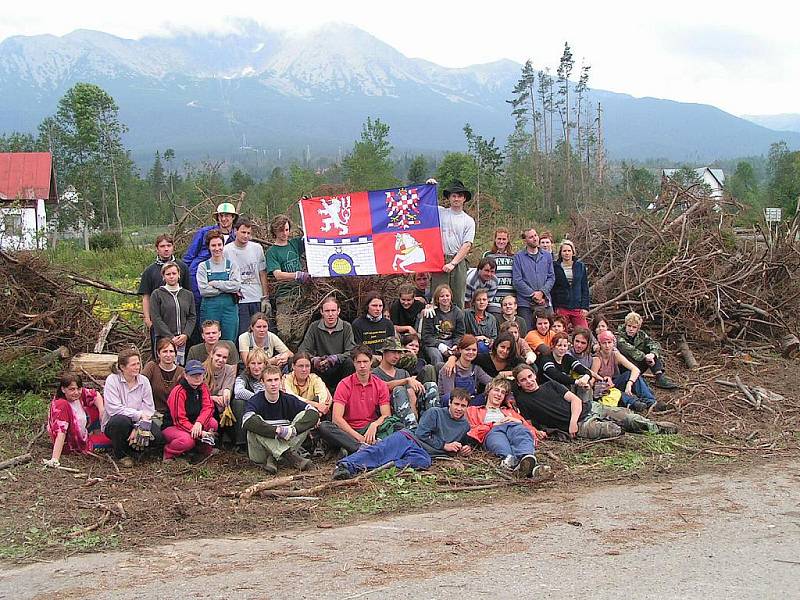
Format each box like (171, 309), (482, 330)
(0, 152), (57, 250)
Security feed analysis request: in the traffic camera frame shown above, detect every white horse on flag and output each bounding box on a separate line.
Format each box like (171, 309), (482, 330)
(392, 232), (426, 272)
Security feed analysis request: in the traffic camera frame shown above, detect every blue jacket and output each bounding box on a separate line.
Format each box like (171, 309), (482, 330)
(551, 259), (590, 310)
(511, 249), (555, 309)
(182, 225), (236, 305)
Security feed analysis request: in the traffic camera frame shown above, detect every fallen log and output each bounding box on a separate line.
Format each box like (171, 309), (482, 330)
(93, 314), (119, 353)
(677, 335), (698, 370)
(0, 453), (32, 470)
(239, 475), (299, 502)
(70, 353), (118, 380)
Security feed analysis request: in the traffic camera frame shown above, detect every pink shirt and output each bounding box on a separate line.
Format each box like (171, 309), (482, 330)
(333, 373), (389, 430)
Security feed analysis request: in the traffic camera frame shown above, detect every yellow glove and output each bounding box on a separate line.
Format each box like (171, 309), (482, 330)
(219, 405), (236, 428)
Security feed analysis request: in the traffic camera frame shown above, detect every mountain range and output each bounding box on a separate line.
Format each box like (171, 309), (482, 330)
(1, 22), (798, 166)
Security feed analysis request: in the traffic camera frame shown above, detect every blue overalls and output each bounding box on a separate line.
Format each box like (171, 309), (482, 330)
(442, 368), (485, 407)
(200, 259), (239, 342)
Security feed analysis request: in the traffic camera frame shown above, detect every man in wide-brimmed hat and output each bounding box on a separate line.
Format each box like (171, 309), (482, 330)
(183, 202), (239, 340)
(430, 179), (475, 309)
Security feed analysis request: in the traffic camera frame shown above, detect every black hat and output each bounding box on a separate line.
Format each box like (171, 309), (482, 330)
(443, 180), (472, 202)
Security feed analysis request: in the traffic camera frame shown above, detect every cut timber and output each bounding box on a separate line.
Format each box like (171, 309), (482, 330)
(677, 335), (698, 370)
(780, 334), (800, 359)
(93, 314), (119, 353)
(70, 353), (118, 380)
(0, 453), (32, 470)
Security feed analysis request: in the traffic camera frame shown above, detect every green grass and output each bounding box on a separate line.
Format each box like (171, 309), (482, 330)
(0, 526), (119, 560)
(598, 450), (647, 472)
(638, 433), (692, 455)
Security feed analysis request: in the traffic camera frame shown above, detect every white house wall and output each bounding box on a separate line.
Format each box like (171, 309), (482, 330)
(0, 204), (48, 250)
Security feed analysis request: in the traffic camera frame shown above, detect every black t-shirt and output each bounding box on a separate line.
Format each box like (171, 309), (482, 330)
(515, 381), (589, 431)
(390, 298), (425, 328)
(475, 352), (523, 378)
(138, 258), (191, 296)
(352, 317), (395, 351)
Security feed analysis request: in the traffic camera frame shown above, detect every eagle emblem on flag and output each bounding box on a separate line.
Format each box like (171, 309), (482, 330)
(385, 188), (421, 230)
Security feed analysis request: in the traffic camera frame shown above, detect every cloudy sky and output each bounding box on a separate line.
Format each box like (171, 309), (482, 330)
(3, 0), (797, 116)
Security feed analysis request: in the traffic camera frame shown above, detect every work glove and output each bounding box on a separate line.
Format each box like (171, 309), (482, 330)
(422, 304), (436, 319)
(219, 405), (236, 428)
(325, 354), (340, 368)
(275, 425), (296, 441)
(260, 297), (272, 315)
(200, 431), (217, 446)
(295, 271), (311, 283)
(130, 420), (153, 451)
(311, 356), (325, 371)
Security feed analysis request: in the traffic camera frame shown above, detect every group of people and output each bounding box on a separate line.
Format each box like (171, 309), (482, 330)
(44, 180), (680, 481)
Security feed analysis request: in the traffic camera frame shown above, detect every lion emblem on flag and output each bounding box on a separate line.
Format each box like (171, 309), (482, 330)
(319, 195), (351, 235)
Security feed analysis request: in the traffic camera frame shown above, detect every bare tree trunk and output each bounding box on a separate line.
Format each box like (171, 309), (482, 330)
(110, 152), (123, 232)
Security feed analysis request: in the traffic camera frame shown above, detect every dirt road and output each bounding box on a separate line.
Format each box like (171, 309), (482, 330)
(2, 460), (798, 599)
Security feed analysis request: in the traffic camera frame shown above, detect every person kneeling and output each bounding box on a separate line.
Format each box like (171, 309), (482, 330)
(242, 365), (320, 474)
(466, 376), (548, 479)
(162, 360), (219, 461)
(332, 389), (473, 480)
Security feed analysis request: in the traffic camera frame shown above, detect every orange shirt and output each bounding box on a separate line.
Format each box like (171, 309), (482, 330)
(525, 329), (554, 352)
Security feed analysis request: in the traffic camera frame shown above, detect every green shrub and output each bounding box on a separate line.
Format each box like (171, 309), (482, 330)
(88, 231), (124, 251)
(0, 356), (58, 392)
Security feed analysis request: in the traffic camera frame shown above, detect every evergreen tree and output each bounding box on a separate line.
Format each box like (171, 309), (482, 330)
(407, 155), (428, 184)
(342, 117), (399, 189)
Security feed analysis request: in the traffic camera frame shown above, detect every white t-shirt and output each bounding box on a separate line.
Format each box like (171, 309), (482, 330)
(438, 207), (475, 256)
(224, 242), (266, 303)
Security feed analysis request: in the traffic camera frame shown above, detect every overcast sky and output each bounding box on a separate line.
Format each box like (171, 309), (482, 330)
(3, 0), (797, 116)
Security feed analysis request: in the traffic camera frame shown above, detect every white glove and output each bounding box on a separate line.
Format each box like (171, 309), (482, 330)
(422, 304), (436, 319)
(438, 343), (450, 356)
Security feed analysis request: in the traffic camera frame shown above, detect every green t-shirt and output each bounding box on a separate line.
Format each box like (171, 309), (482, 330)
(266, 237), (305, 298)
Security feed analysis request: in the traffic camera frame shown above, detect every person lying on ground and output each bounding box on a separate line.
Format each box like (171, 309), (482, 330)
(142, 338), (185, 421)
(616, 311), (678, 390)
(238, 311), (292, 368)
(332, 388), (474, 480)
(512, 364), (678, 439)
(464, 287), (498, 353)
(44, 372), (110, 468)
(466, 376), (548, 478)
(318, 346), (399, 457)
(162, 360), (219, 461)
(102, 348), (165, 468)
(438, 335), (493, 406)
(186, 320), (239, 366)
(242, 365), (321, 474)
(297, 295), (356, 393)
(591, 331), (662, 413)
(372, 338), (439, 429)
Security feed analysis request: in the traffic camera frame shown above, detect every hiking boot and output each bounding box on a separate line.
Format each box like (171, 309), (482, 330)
(515, 454), (537, 478)
(654, 373), (678, 390)
(332, 464), (352, 480)
(500, 455), (518, 470)
(655, 421), (679, 435)
(651, 400), (670, 413)
(261, 454), (278, 475)
(283, 449), (311, 471)
(119, 456), (134, 468)
(630, 401), (650, 413)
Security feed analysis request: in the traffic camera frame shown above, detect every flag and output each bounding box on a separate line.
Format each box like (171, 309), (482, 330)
(299, 184), (445, 278)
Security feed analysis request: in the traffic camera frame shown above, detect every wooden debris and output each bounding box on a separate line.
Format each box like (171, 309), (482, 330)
(70, 353), (118, 380)
(0, 453), (32, 470)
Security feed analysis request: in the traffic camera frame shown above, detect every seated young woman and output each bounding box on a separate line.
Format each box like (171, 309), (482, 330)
(499, 320), (537, 365)
(421, 284), (465, 366)
(535, 332), (596, 404)
(202, 343), (239, 447)
(464, 288), (498, 354)
(474, 332), (523, 379)
(234, 347), (267, 404)
(591, 330), (657, 412)
(44, 372), (110, 467)
(466, 376), (547, 478)
(282, 352), (332, 414)
(591, 313), (611, 353)
(142, 338), (185, 422)
(569, 327), (594, 370)
(437, 334), (493, 406)
(162, 360), (218, 461)
(525, 308), (554, 350)
(238, 312), (293, 368)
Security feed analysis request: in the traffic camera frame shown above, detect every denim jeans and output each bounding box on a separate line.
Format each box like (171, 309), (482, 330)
(484, 422), (535, 459)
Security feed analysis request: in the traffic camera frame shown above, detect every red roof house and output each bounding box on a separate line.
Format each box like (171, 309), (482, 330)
(0, 152), (57, 250)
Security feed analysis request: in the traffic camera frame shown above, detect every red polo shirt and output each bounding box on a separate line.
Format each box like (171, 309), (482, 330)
(333, 373), (390, 429)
